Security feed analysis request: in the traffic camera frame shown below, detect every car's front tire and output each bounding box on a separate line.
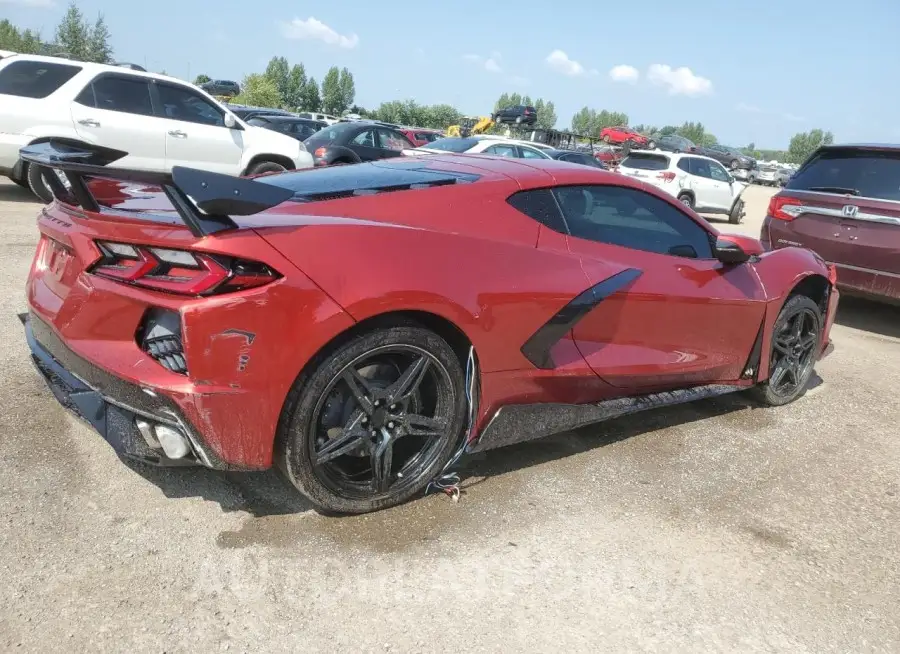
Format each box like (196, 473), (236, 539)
(728, 198), (744, 224)
(246, 160), (287, 176)
(278, 324), (468, 514)
(677, 192), (694, 209)
(751, 294), (822, 407)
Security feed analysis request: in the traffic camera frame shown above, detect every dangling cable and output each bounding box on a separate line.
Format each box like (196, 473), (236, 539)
(426, 346), (476, 502)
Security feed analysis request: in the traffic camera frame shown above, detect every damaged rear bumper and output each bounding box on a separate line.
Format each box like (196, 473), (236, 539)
(22, 312), (257, 470)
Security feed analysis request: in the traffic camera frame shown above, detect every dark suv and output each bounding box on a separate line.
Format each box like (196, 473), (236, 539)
(199, 79), (240, 97)
(762, 143), (900, 303)
(493, 105), (537, 126)
(657, 134), (698, 153)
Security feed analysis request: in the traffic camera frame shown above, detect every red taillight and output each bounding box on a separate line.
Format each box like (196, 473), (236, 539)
(656, 172), (676, 183)
(314, 147), (327, 158)
(91, 242), (280, 296)
(767, 195), (804, 221)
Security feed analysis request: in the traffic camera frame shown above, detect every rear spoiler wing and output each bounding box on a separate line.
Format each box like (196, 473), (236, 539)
(18, 140), (294, 237)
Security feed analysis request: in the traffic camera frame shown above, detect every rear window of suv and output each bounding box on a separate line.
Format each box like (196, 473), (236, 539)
(621, 153), (670, 171)
(0, 60), (82, 99)
(787, 147), (900, 201)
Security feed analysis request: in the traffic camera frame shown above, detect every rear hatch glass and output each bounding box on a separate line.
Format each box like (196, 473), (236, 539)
(787, 147), (900, 201)
(620, 153), (670, 171)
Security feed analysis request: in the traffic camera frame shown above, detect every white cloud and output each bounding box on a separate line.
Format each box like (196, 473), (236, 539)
(545, 50), (591, 77)
(609, 64), (639, 83)
(736, 102), (762, 113)
(508, 75), (530, 87)
(462, 52), (503, 74)
(647, 64), (713, 96)
(280, 17), (359, 49)
(0, 0), (55, 5)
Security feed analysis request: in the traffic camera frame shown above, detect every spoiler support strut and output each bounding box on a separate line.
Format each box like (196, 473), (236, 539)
(19, 140), (294, 237)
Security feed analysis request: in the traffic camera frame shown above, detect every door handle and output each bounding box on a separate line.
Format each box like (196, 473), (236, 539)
(168, 130), (187, 138)
(78, 118), (100, 127)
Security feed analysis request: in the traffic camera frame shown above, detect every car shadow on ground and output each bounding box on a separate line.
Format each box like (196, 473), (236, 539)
(835, 295), (900, 339)
(0, 184), (39, 204)
(119, 384), (784, 519)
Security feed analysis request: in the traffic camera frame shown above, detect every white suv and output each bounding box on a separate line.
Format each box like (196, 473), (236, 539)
(617, 151), (748, 224)
(0, 55), (314, 202)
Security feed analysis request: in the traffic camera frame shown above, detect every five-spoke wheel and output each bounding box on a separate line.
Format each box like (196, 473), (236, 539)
(279, 324), (466, 514)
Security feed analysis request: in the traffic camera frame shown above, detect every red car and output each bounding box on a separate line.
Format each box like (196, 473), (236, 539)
(762, 143), (900, 304)
(20, 140), (838, 515)
(399, 128), (443, 147)
(600, 126), (656, 150)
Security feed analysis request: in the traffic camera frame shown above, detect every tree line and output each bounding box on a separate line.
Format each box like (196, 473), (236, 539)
(1, 4), (833, 160)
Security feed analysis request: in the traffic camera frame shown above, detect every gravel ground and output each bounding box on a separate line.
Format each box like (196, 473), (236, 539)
(0, 180), (898, 653)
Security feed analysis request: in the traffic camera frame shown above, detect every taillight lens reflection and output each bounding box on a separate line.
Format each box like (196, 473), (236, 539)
(91, 241), (280, 296)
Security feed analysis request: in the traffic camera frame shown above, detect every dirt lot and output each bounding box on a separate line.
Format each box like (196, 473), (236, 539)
(1, 180), (898, 652)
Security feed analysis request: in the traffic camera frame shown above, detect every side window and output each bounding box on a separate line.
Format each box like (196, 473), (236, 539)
(690, 158), (712, 178)
(351, 129), (376, 147)
(87, 75), (154, 116)
(676, 159), (691, 173)
(377, 129), (412, 150)
(485, 144), (517, 157)
(708, 162), (730, 181)
(553, 185), (713, 259)
(0, 61), (82, 99)
(156, 83), (225, 126)
(507, 189), (568, 233)
(521, 147), (546, 159)
(246, 118), (269, 127)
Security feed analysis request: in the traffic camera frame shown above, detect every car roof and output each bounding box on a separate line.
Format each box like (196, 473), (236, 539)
(0, 53), (188, 85)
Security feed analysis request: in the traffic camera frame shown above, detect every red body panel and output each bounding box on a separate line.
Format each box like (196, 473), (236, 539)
(24, 153), (837, 470)
(600, 127), (649, 146)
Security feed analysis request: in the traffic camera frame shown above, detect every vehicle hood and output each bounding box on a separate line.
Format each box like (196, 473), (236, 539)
(245, 123), (307, 153)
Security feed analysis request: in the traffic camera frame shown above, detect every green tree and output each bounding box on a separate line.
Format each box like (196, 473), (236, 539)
(570, 107), (628, 136)
(373, 100), (461, 129)
(337, 67), (355, 114)
(263, 56), (290, 107)
(54, 2), (91, 60)
(787, 128), (834, 164)
(231, 74), (282, 108)
(320, 66), (342, 114)
(193, 74), (211, 85)
(532, 99), (557, 130)
(676, 121), (717, 147)
(85, 14), (113, 63)
(19, 29), (43, 55)
(286, 63), (307, 110)
(658, 125), (678, 136)
(299, 75), (320, 111)
(0, 20), (21, 51)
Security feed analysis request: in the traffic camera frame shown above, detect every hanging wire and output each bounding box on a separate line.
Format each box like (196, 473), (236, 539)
(425, 346), (476, 502)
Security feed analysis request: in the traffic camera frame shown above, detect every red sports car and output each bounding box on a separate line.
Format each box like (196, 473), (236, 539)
(600, 126), (656, 150)
(20, 141), (839, 515)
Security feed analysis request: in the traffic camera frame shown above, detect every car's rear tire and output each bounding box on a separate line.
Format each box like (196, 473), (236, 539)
(677, 192), (694, 209)
(27, 163), (54, 204)
(647, 140), (656, 149)
(729, 198), (744, 224)
(246, 160), (287, 176)
(729, 159), (739, 169)
(750, 294), (822, 407)
(278, 324), (468, 515)
(602, 134), (611, 143)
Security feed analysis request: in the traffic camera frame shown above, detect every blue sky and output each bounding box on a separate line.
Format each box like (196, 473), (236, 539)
(5, 0), (899, 149)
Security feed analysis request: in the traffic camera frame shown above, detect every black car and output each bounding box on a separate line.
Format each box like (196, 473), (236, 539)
(224, 104), (293, 121)
(545, 149), (608, 169)
(493, 105), (537, 126)
(304, 121), (415, 166)
(200, 79), (240, 97)
(246, 115), (327, 141)
(657, 134), (698, 153)
(696, 144), (756, 170)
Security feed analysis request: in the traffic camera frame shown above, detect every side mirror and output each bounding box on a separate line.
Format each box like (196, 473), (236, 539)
(715, 234), (764, 264)
(224, 113), (241, 130)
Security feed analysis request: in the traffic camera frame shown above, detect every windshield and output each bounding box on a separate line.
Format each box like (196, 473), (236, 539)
(786, 147), (900, 201)
(419, 137), (480, 152)
(621, 153), (670, 171)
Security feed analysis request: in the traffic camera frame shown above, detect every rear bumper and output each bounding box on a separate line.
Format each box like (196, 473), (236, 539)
(23, 313), (251, 469)
(831, 263), (900, 303)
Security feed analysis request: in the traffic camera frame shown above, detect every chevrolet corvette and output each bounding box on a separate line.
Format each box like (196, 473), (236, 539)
(19, 141), (839, 514)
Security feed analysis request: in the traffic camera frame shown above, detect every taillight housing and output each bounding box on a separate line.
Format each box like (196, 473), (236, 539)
(768, 195), (804, 221)
(90, 241), (280, 296)
(314, 147), (327, 158)
(656, 172), (676, 183)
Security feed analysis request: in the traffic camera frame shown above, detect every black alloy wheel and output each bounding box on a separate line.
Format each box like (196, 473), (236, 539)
(279, 325), (466, 514)
(751, 294), (822, 406)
